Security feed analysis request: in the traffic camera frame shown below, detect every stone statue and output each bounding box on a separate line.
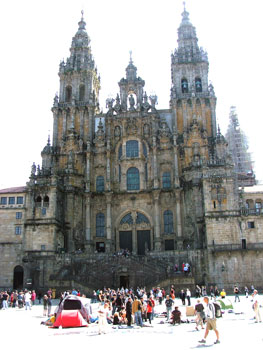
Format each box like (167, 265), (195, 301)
(129, 94), (136, 111)
(149, 94), (158, 110)
(114, 125), (121, 137)
(31, 162), (36, 176)
(114, 94), (121, 113)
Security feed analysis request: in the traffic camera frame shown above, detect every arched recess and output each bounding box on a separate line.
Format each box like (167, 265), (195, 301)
(117, 210), (152, 255)
(13, 265), (24, 290)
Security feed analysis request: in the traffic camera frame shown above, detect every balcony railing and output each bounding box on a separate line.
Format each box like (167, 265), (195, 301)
(241, 208), (263, 216)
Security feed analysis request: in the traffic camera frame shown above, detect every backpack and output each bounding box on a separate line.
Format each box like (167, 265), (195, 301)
(213, 302), (222, 318)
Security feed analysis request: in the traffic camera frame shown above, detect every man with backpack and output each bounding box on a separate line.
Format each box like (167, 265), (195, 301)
(199, 296), (220, 345)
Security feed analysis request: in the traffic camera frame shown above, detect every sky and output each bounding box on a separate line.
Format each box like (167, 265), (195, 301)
(0, 0), (263, 189)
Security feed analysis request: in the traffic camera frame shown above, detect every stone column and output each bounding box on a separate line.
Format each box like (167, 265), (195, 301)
(175, 190), (182, 237)
(132, 211), (137, 254)
(106, 138), (111, 191)
(173, 130), (180, 187)
(153, 190), (161, 250)
(62, 110), (67, 139)
(79, 109), (84, 139)
(66, 190), (75, 253)
(86, 141), (91, 191)
(153, 136), (159, 189)
(52, 108), (59, 147)
(85, 193), (92, 252)
(106, 192), (112, 252)
(183, 100), (187, 129)
(211, 99), (217, 138)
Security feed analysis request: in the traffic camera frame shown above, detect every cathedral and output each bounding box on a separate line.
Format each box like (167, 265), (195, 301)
(1, 6), (263, 294)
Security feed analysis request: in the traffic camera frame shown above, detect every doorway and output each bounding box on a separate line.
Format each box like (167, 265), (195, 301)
(13, 265), (24, 290)
(119, 231), (132, 252)
(120, 275), (129, 289)
(137, 230), (151, 255)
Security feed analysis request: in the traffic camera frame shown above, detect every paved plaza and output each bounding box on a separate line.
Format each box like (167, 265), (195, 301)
(0, 296), (262, 349)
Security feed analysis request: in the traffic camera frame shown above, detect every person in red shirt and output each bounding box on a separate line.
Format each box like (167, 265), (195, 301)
(146, 299), (153, 324)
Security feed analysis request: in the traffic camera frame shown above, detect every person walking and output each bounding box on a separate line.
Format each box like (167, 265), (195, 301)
(2, 291), (9, 310)
(234, 285), (240, 302)
(43, 295), (48, 316)
(165, 295), (174, 322)
(252, 290), (262, 323)
(47, 295), (52, 317)
(179, 289), (186, 305)
(199, 296), (220, 345)
(24, 290), (32, 310)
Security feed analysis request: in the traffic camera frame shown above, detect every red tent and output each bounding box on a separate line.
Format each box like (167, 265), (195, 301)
(52, 295), (90, 328)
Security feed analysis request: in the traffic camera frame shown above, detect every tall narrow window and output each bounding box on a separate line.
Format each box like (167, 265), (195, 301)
(164, 210), (174, 234)
(79, 85), (85, 101)
(181, 78), (188, 93)
(143, 142), (147, 158)
(9, 197), (15, 205)
(118, 145), (122, 160)
(126, 140), (139, 158)
(15, 226), (22, 235)
(96, 176), (104, 192)
(162, 172), (171, 189)
(127, 167), (140, 190)
(119, 165), (121, 183)
(96, 213), (105, 237)
(43, 196), (49, 207)
(65, 86), (72, 102)
(35, 196), (42, 207)
(195, 77), (202, 92)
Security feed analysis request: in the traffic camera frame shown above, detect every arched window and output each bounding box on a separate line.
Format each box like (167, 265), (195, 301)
(118, 145), (122, 160)
(96, 213), (105, 237)
(255, 201), (262, 213)
(136, 212), (150, 225)
(143, 142), (147, 158)
(43, 196), (49, 208)
(79, 85), (85, 101)
(126, 140), (139, 158)
(127, 167), (140, 190)
(35, 196), (42, 207)
(181, 78), (188, 93)
(120, 213), (133, 225)
(187, 99), (192, 107)
(65, 86), (72, 102)
(162, 172), (171, 189)
(96, 176), (104, 192)
(164, 210), (174, 234)
(195, 78), (202, 92)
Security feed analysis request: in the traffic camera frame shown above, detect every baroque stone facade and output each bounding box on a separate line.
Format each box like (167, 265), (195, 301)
(1, 7), (263, 294)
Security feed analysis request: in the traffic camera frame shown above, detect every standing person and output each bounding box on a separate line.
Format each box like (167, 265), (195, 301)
(234, 285), (240, 302)
(31, 290), (36, 306)
(125, 297), (133, 327)
(199, 296), (220, 344)
(157, 288), (163, 305)
(98, 301), (109, 334)
(252, 290), (262, 323)
(132, 296), (143, 327)
(43, 295), (48, 316)
(186, 288), (191, 306)
(2, 291), (9, 310)
(244, 286), (249, 298)
(179, 290), (186, 305)
(165, 295), (174, 322)
(146, 299), (153, 324)
(195, 299), (205, 331)
(38, 291), (42, 304)
(24, 290), (32, 310)
(149, 294), (155, 319)
(47, 295), (52, 317)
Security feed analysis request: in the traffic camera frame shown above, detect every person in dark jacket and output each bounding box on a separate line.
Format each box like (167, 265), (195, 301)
(179, 290), (186, 305)
(125, 297), (133, 326)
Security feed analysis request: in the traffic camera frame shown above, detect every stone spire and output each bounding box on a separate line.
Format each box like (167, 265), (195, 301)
(174, 3), (208, 64)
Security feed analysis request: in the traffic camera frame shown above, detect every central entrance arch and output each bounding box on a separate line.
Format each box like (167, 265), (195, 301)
(117, 211), (152, 255)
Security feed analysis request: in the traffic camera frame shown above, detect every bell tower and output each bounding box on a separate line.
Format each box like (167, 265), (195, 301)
(170, 4), (217, 139)
(52, 11), (100, 149)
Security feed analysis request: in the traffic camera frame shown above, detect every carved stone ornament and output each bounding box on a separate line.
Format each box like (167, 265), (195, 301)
(126, 118), (137, 135)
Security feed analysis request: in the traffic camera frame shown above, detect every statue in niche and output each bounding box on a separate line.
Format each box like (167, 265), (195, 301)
(114, 125), (121, 138)
(141, 92), (151, 113)
(143, 123), (150, 137)
(114, 94), (121, 113)
(208, 83), (215, 96)
(53, 93), (59, 106)
(106, 98), (114, 116)
(129, 94), (136, 111)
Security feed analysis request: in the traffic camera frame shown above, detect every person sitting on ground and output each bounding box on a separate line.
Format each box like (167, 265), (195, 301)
(113, 312), (120, 325)
(220, 289), (226, 299)
(171, 306), (181, 325)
